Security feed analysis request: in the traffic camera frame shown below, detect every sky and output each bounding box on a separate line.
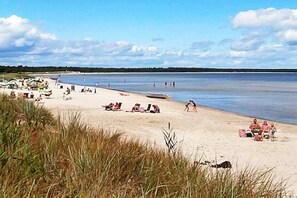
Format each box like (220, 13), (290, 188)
(1, 0), (297, 68)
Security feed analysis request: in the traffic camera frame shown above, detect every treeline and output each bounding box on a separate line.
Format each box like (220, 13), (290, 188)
(1, 65), (297, 73)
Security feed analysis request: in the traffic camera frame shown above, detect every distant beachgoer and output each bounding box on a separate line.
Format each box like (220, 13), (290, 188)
(165, 82), (167, 86)
(103, 103), (114, 111)
(35, 94), (42, 102)
(151, 104), (160, 113)
(184, 101), (191, 112)
(173, 82), (175, 87)
(249, 118), (261, 136)
(261, 120), (270, 138)
(190, 100), (197, 112)
(29, 92), (34, 99)
(131, 103), (141, 112)
(65, 87), (70, 95)
(10, 91), (16, 99)
(96, 82), (99, 87)
(270, 123), (277, 141)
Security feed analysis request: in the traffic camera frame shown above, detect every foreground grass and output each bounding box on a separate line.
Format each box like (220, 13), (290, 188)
(0, 93), (291, 197)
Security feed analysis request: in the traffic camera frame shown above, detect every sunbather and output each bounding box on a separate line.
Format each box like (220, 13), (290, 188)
(35, 94), (42, 102)
(151, 104), (160, 113)
(261, 120), (270, 139)
(249, 118), (261, 136)
(131, 103), (141, 112)
(102, 103), (114, 111)
(113, 102), (122, 111)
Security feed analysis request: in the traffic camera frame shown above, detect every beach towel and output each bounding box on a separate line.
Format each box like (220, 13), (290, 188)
(239, 129), (246, 137)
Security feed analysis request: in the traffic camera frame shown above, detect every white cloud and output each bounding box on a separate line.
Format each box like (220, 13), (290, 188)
(232, 8), (297, 29)
(0, 15), (55, 52)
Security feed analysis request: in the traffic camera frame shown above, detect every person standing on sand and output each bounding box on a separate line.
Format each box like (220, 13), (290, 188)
(270, 123), (277, 141)
(190, 100), (197, 112)
(184, 101), (191, 112)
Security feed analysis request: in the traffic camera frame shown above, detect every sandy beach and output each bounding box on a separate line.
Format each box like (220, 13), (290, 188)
(2, 78), (297, 194)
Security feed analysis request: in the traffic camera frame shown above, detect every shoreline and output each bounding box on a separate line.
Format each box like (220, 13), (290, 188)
(54, 76), (297, 126)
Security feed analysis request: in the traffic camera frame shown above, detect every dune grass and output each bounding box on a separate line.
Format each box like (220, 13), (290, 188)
(0, 72), (30, 81)
(0, 93), (291, 197)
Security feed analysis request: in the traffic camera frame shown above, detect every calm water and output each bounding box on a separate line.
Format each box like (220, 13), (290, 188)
(55, 73), (297, 125)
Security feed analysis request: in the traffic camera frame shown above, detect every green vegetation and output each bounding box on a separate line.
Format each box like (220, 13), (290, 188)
(0, 72), (30, 81)
(1, 65), (297, 73)
(0, 93), (291, 197)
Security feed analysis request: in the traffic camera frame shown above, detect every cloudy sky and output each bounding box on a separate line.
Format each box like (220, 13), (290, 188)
(1, 0), (297, 68)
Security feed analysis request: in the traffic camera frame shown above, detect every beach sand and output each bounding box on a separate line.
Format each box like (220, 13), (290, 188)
(3, 78), (297, 194)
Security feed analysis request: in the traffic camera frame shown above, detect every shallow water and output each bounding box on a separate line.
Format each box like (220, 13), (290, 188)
(56, 73), (297, 125)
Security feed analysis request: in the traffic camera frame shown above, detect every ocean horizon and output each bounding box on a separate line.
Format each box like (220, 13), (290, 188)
(53, 72), (297, 125)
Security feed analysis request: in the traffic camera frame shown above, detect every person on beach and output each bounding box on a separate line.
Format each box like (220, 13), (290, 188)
(131, 103), (141, 112)
(190, 100), (197, 112)
(150, 104), (160, 113)
(35, 94), (42, 102)
(29, 92), (34, 99)
(261, 120), (270, 139)
(102, 103), (114, 111)
(65, 87), (70, 95)
(184, 101), (191, 112)
(113, 102), (121, 110)
(270, 123), (277, 141)
(249, 118), (261, 136)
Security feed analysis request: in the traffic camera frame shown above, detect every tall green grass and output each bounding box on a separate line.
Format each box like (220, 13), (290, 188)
(0, 93), (291, 197)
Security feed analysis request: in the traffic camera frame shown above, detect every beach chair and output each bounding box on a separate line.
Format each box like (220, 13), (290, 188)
(145, 104), (151, 112)
(43, 91), (52, 99)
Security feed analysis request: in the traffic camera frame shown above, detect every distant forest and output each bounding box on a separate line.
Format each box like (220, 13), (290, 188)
(1, 65), (297, 73)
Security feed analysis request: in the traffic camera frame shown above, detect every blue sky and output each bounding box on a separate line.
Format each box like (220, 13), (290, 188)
(1, 0), (297, 68)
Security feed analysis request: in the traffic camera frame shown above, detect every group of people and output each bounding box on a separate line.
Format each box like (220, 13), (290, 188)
(131, 103), (160, 113)
(249, 119), (277, 141)
(102, 102), (122, 111)
(102, 103), (160, 113)
(185, 100), (197, 112)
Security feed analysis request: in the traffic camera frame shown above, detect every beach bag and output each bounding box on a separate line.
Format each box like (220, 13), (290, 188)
(264, 133), (269, 139)
(254, 136), (263, 141)
(239, 129), (246, 137)
(246, 132), (253, 137)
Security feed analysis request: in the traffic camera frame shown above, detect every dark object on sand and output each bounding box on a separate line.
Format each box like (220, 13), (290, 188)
(211, 161), (232, 168)
(146, 93), (168, 99)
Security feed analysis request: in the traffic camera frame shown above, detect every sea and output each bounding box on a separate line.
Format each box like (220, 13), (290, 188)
(53, 73), (297, 125)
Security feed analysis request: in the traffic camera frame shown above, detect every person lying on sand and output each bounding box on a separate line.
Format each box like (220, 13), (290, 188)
(102, 103), (114, 111)
(131, 103), (141, 112)
(35, 94), (42, 102)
